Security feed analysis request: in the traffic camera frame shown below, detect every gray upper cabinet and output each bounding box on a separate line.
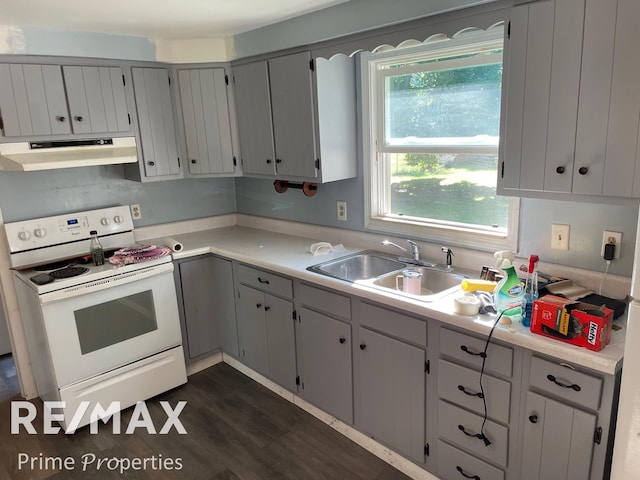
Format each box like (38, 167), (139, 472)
(176, 67), (237, 177)
(0, 63), (130, 139)
(128, 67), (182, 181)
(499, 0), (640, 199)
(233, 51), (356, 183)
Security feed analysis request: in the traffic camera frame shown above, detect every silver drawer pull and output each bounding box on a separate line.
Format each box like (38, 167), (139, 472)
(547, 374), (581, 392)
(456, 466), (481, 480)
(460, 345), (487, 359)
(457, 385), (484, 399)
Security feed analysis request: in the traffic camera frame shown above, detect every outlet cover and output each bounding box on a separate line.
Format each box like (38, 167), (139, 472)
(601, 231), (622, 258)
(130, 204), (142, 220)
(337, 201), (347, 221)
(551, 224), (570, 251)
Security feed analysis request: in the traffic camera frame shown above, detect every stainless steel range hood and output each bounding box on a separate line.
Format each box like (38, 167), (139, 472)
(0, 137), (138, 171)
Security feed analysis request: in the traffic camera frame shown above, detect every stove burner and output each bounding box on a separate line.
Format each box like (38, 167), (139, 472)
(49, 266), (90, 279)
(33, 260), (70, 271)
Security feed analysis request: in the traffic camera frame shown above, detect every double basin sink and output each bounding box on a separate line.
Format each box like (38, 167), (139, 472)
(307, 250), (467, 302)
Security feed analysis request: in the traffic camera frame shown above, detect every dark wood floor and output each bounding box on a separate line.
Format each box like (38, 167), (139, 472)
(0, 360), (411, 479)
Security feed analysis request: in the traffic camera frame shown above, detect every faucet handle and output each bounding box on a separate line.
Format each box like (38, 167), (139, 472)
(407, 240), (420, 260)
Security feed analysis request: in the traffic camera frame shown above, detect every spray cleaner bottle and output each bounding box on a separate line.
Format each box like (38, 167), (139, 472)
(493, 251), (524, 324)
(522, 254), (539, 328)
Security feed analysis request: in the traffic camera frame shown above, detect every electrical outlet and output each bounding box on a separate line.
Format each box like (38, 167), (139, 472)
(601, 230), (622, 259)
(337, 201), (347, 221)
(551, 224), (570, 251)
(130, 204), (142, 220)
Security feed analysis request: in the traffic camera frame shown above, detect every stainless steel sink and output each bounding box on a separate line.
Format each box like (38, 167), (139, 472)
(372, 266), (467, 301)
(306, 251), (407, 282)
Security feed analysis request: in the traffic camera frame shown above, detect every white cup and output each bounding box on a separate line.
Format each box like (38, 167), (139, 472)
(396, 269), (422, 295)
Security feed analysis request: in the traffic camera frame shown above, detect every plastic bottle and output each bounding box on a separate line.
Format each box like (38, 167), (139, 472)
(522, 254), (539, 328)
(89, 230), (105, 266)
(493, 251), (523, 323)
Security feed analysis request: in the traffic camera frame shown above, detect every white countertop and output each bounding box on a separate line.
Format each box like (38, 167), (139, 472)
(146, 225), (625, 375)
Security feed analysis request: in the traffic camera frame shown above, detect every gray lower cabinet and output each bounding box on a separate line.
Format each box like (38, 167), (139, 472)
(296, 283), (353, 424)
(297, 307), (353, 424)
(520, 354), (616, 480)
(355, 302), (427, 464)
(235, 265), (296, 391)
(174, 255), (238, 362)
(127, 67), (182, 181)
(0, 63), (130, 138)
(436, 326), (515, 479)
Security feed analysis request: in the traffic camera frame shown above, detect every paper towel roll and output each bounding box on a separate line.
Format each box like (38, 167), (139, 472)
(163, 237), (183, 252)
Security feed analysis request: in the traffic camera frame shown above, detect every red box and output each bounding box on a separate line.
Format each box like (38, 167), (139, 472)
(530, 295), (613, 351)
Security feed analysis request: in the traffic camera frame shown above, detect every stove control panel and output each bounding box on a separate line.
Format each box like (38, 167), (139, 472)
(5, 206), (134, 253)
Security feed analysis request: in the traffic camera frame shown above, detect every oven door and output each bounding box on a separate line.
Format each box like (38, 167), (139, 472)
(39, 263), (182, 387)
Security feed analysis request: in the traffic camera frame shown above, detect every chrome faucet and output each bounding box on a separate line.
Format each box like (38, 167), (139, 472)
(382, 239), (421, 262)
(441, 247), (454, 269)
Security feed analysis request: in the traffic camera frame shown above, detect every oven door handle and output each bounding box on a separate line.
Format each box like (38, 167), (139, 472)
(39, 262), (174, 304)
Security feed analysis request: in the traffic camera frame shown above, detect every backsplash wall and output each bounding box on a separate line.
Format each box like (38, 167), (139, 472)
(235, 176), (639, 277)
(0, 166), (237, 226)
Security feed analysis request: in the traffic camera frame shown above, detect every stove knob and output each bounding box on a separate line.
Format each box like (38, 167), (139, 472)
(34, 228), (47, 238)
(100, 217), (111, 226)
(18, 231), (31, 241)
(113, 215), (123, 224)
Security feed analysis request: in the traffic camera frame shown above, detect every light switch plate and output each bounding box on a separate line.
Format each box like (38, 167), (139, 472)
(551, 224), (570, 251)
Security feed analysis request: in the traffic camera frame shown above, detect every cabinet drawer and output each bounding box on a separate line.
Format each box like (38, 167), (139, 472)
(440, 327), (513, 377)
(437, 440), (505, 480)
(529, 356), (603, 410)
(298, 283), (351, 320)
(360, 302), (426, 347)
(238, 264), (292, 299)
(438, 400), (509, 467)
(438, 359), (511, 425)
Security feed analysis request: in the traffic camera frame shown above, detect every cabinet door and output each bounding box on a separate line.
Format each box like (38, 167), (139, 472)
(233, 61), (276, 176)
(297, 307), (353, 424)
(269, 52), (317, 179)
(0, 64), (70, 136)
(265, 294), (296, 391)
(63, 66), (130, 134)
(520, 391), (596, 480)
(178, 256), (238, 360)
(178, 68), (235, 175)
(131, 67), (181, 178)
(236, 284), (268, 375)
(358, 327), (425, 463)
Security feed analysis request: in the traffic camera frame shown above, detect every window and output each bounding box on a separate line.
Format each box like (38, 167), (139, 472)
(361, 29), (518, 251)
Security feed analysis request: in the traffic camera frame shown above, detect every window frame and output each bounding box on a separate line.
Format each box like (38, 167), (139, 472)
(360, 28), (519, 252)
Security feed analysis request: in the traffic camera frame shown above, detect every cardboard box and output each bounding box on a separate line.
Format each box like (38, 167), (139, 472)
(530, 295), (613, 351)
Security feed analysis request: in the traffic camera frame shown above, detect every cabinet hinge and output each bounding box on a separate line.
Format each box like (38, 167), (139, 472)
(295, 375), (300, 386)
(233, 156), (237, 167)
(594, 426), (603, 445)
(310, 59), (315, 72)
(425, 360), (430, 374)
(424, 443), (430, 456)
(225, 74), (229, 86)
(122, 74), (126, 86)
(292, 310), (297, 320)
(315, 159), (320, 170)
(500, 161), (504, 179)
(507, 20), (511, 39)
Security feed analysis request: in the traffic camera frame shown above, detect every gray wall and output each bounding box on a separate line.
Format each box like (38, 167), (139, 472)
(0, 167), (236, 226)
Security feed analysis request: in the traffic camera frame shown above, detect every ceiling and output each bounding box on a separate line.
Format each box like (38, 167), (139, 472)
(0, 0), (351, 39)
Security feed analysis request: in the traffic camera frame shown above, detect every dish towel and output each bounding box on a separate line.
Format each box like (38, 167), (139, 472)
(109, 245), (172, 266)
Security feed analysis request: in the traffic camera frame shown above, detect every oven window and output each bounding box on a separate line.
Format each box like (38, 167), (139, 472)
(74, 290), (158, 355)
